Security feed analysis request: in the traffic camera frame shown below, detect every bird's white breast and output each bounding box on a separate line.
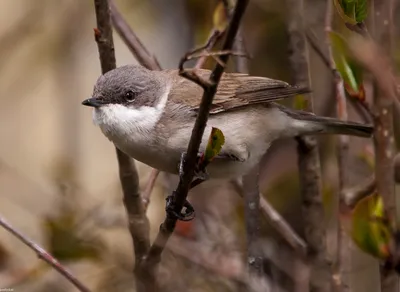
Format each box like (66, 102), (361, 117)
(91, 86), (175, 171)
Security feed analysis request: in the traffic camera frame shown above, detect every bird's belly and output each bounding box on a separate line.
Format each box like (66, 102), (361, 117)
(117, 140), (181, 174)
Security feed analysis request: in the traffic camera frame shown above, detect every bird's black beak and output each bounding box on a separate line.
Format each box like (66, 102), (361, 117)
(82, 97), (103, 108)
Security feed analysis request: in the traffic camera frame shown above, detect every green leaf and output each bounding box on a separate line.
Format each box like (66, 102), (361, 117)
(333, 0), (368, 24)
(213, 1), (229, 32)
(201, 127), (225, 167)
(355, 0), (368, 22)
(329, 31), (365, 100)
(351, 194), (391, 259)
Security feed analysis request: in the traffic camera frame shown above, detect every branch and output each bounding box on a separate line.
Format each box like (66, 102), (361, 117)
(231, 179), (308, 258)
(305, 28), (373, 123)
(194, 29), (225, 69)
(0, 215), (90, 292)
(325, 2), (352, 290)
(287, 0), (331, 290)
(109, 0), (161, 71)
(142, 0), (249, 269)
(230, 18), (264, 275)
(342, 175), (376, 208)
(93, 1), (152, 290)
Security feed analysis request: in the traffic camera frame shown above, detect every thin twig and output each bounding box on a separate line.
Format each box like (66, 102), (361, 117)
(109, 0), (161, 70)
(325, 1), (352, 290)
(142, 0), (249, 269)
(93, 1), (152, 291)
(305, 27), (373, 123)
(0, 215), (90, 292)
(231, 20), (264, 275)
(342, 175), (376, 208)
(194, 29), (225, 69)
(287, 0), (331, 290)
(142, 168), (160, 210)
(231, 179), (308, 258)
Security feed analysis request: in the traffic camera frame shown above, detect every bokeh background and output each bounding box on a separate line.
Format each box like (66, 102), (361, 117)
(0, 0), (398, 291)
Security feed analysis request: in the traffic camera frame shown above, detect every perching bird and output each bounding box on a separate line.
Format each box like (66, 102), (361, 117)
(82, 65), (373, 179)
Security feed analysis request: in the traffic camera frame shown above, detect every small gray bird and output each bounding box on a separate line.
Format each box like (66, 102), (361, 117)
(82, 65), (373, 179)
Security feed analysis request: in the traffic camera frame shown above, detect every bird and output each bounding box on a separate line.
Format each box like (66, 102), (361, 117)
(82, 65), (373, 179)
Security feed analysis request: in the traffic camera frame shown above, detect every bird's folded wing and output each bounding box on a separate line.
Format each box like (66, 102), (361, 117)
(166, 69), (310, 114)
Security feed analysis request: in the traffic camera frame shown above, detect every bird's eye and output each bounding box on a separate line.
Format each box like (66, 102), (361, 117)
(125, 90), (136, 102)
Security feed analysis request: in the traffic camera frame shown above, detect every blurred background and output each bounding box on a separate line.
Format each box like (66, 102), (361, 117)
(0, 0), (398, 291)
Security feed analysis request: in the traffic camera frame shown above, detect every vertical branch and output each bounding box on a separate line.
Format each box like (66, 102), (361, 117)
(93, 1), (152, 291)
(287, 0), (331, 291)
(232, 26), (264, 275)
(372, 0), (398, 291)
(325, 1), (352, 291)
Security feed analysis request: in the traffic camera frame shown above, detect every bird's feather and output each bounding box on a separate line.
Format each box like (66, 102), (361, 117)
(163, 69), (310, 114)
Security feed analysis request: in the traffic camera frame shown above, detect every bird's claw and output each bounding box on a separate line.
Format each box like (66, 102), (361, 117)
(165, 194), (195, 221)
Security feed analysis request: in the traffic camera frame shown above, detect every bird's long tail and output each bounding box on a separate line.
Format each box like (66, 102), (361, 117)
(278, 104), (373, 138)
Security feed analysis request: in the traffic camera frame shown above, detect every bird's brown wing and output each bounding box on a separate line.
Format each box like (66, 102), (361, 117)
(165, 69), (310, 114)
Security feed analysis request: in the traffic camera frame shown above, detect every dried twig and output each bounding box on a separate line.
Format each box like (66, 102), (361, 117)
(342, 175), (376, 208)
(194, 29), (225, 69)
(231, 179), (308, 258)
(325, 1), (352, 291)
(93, 1), (152, 290)
(305, 28), (372, 123)
(0, 215), (90, 292)
(109, 0), (161, 70)
(231, 21), (264, 275)
(370, 2), (398, 290)
(287, 0), (331, 290)
(142, 0), (249, 269)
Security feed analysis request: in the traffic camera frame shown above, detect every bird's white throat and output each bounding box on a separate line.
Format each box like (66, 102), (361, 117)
(92, 84), (171, 136)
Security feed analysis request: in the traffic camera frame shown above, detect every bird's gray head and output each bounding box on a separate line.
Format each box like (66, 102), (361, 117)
(83, 65), (166, 109)
(82, 65), (171, 133)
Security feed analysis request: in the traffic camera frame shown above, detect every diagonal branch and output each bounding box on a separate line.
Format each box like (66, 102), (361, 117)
(142, 0), (249, 269)
(0, 215), (90, 292)
(93, 1), (152, 291)
(109, 0), (161, 71)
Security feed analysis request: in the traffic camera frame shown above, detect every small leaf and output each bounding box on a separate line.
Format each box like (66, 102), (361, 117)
(329, 31), (365, 100)
(351, 194), (391, 259)
(213, 1), (229, 32)
(201, 127), (225, 166)
(333, 0), (369, 24)
(355, 0), (368, 22)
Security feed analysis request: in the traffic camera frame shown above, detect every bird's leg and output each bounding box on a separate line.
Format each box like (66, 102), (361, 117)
(165, 151), (210, 221)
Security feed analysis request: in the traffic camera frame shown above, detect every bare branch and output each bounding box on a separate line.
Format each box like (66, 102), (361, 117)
(231, 21), (264, 276)
(0, 215), (90, 292)
(194, 29), (225, 69)
(93, 1), (152, 290)
(231, 179), (308, 258)
(142, 169), (160, 210)
(142, 0), (249, 269)
(109, 0), (161, 71)
(305, 28), (373, 124)
(325, 2), (353, 291)
(287, 0), (331, 290)
(342, 175), (376, 208)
